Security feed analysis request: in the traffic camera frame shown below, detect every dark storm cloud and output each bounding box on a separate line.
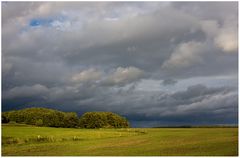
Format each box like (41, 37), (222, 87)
(2, 83), (237, 126)
(98, 84), (238, 127)
(2, 2), (238, 126)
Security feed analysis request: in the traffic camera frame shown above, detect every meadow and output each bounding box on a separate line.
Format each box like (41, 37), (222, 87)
(2, 124), (238, 156)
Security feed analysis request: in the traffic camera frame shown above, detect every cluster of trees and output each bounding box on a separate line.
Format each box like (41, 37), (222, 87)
(2, 107), (129, 129)
(2, 108), (79, 128)
(79, 112), (129, 128)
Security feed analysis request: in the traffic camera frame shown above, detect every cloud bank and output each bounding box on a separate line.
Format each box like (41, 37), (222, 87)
(2, 2), (238, 127)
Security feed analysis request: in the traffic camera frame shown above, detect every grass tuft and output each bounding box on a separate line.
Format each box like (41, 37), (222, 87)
(72, 136), (83, 141)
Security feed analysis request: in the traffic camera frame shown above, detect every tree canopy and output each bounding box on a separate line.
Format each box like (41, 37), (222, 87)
(79, 112), (129, 128)
(2, 108), (130, 129)
(2, 107), (79, 128)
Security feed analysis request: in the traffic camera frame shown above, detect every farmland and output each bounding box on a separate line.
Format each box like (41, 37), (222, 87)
(2, 124), (238, 156)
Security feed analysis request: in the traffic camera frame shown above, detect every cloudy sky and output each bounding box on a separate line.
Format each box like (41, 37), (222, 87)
(2, 2), (238, 127)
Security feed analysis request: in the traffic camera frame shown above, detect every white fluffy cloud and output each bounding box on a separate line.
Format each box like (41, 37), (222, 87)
(162, 41), (205, 70)
(201, 18), (238, 53)
(214, 28), (238, 53)
(72, 66), (144, 86)
(103, 67), (144, 86)
(71, 68), (102, 83)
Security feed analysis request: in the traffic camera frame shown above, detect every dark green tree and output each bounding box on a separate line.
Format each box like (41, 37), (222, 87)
(79, 112), (130, 128)
(2, 114), (10, 123)
(63, 112), (79, 128)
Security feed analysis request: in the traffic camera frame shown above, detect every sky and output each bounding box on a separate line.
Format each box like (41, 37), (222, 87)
(2, 2), (238, 127)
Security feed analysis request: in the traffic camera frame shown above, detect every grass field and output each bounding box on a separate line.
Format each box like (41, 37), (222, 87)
(2, 124), (238, 156)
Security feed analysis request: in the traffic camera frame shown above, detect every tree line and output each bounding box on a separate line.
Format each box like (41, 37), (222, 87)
(2, 107), (130, 128)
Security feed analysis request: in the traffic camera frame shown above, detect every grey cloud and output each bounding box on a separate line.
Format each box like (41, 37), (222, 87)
(173, 2), (238, 53)
(162, 79), (177, 86)
(172, 2), (238, 22)
(3, 2), (236, 82)
(174, 91), (237, 116)
(114, 85), (237, 126)
(3, 84), (49, 99)
(51, 84), (237, 126)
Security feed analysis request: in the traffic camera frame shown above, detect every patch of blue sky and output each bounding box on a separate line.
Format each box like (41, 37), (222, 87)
(20, 15), (73, 33)
(29, 18), (54, 27)
(29, 15), (67, 28)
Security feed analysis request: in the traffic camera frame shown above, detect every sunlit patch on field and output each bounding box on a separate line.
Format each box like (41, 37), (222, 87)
(2, 124), (146, 145)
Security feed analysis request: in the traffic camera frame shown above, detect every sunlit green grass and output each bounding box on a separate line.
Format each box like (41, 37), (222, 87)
(2, 124), (238, 156)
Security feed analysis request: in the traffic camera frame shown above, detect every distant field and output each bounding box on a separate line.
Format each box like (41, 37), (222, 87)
(2, 124), (238, 156)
